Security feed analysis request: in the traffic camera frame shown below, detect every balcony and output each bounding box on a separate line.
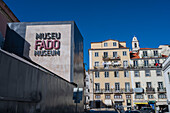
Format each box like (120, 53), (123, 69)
(123, 88), (133, 94)
(146, 87), (155, 94)
(103, 55), (121, 61)
(135, 94), (144, 99)
(157, 87), (166, 93)
(129, 63), (162, 69)
(141, 54), (163, 59)
(113, 89), (123, 94)
(94, 64), (122, 70)
(103, 89), (113, 94)
(94, 89), (103, 94)
(134, 88), (144, 93)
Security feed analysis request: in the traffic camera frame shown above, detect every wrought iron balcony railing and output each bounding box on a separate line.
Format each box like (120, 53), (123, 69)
(123, 88), (133, 93)
(146, 87), (155, 94)
(157, 87), (166, 93)
(103, 55), (121, 61)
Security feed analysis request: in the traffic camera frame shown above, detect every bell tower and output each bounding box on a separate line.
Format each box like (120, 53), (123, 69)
(132, 36), (140, 53)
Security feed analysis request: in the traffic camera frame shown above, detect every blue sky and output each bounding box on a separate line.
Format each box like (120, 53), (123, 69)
(4, 0), (170, 69)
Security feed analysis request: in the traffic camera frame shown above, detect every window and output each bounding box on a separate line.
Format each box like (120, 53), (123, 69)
(114, 71), (119, 77)
(94, 61), (99, 67)
(95, 95), (101, 99)
(123, 60), (128, 68)
(124, 71), (129, 77)
(113, 42), (117, 46)
(103, 62), (109, 69)
(95, 52), (99, 57)
(158, 82), (163, 89)
(158, 94), (166, 99)
(105, 83), (110, 91)
(95, 72), (100, 78)
(113, 52), (118, 57)
(168, 72), (170, 83)
(115, 83), (120, 91)
(114, 95), (122, 99)
(145, 70), (150, 76)
(135, 82), (140, 88)
(148, 95), (153, 99)
(103, 52), (108, 58)
(104, 43), (108, 47)
(134, 71), (140, 77)
(125, 82), (130, 91)
(133, 60), (138, 67)
(126, 99), (131, 106)
(155, 59), (159, 64)
(105, 95), (110, 99)
(143, 51), (148, 57)
(134, 43), (137, 48)
(95, 83), (100, 91)
(146, 82), (152, 88)
(123, 51), (127, 56)
(154, 50), (158, 56)
(105, 71), (109, 78)
(144, 60), (149, 67)
(156, 70), (162, 76)
(126, 95), (131, 99)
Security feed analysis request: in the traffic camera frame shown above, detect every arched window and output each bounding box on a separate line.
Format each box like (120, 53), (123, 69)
(134, 43), (137, 48)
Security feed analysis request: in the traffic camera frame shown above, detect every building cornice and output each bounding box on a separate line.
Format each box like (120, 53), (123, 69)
(88, 47), (129, 51)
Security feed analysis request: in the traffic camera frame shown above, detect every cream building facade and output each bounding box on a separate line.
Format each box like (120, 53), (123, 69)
(130, 36), (168, 111)
(89, 39), (133, 110)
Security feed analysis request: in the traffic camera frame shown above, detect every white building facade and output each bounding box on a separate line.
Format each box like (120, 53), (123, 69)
(84, 71), (94, 109)
(162, 56), (170, 112)
(130, 36), (168, 111)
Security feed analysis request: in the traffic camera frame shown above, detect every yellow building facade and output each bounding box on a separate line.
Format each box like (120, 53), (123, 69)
(89, 39), (133, 110)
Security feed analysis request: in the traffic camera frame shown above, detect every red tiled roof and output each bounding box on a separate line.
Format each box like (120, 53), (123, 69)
(140, 48), (161, 50)
(130, 52), (140, 59)
(162, 55), (168, 57)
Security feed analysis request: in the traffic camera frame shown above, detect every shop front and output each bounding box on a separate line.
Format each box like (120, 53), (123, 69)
(134, 101), (148, 110)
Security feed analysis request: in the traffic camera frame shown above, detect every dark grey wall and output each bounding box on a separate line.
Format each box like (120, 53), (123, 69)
(0, 32), (4, 48)
(0, 49), (80, 113)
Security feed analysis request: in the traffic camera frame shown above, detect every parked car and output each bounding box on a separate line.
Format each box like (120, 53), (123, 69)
(140, 107), (155, 113)
(125, 110), (141, 113)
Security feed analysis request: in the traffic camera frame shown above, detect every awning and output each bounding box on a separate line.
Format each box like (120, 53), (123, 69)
(134, 102), (148, 104)
(104, 99), (112, 106)
(156, 101), (168, 105)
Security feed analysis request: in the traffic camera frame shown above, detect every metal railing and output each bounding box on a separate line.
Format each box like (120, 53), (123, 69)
(141, 54), (162, 58)
(103, 55), (121, 61)
(157, 87), (166, 93)
(146, 87), (155, 94)
(94, 88), (125, 94)
(129, 63), (162, 69)
(123, 88), (133, 93)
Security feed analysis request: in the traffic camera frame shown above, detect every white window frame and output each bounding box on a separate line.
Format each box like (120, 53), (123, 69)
(145, 70), (150, 77)
(123, 51), (127, 56)
(113, 42), (117, 46)
(114, 71), (119, 77)
(104, 43), (108, 47)
(94, 61), (99, 67)
(105, 71), (109, 78)
(95, 52), (99, 57)
(124, 71), (129, 77)
(95, 71), (100, 78)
